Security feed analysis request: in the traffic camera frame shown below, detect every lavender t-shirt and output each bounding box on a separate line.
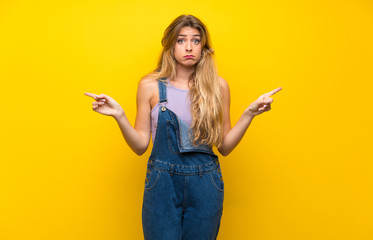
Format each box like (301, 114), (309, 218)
(151, 80), (192, 143)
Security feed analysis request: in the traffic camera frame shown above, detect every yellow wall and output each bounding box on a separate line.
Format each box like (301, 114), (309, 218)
(1, 0), (372, 239)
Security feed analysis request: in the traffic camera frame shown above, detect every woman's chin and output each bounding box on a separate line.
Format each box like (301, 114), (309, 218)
(176, 61), (197, 68)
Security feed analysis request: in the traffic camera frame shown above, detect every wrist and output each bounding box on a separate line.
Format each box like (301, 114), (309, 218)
(113, 109), (125, 121)
(243, 108), (255, 119)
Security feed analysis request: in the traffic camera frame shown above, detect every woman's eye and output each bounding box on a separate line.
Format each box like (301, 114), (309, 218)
(193, 39), (200, 44)
(177, 39), (184, 43)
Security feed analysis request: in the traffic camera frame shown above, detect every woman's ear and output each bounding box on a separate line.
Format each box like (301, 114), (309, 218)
(170, 48), (175, 60)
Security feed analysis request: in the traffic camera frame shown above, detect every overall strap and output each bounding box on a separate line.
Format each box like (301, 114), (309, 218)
(158, 78), (168, 104)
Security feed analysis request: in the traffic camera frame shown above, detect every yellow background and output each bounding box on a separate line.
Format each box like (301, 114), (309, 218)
(1, 0), (372, 239)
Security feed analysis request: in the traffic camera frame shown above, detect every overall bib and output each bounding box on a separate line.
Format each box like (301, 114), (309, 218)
(142, 78), (224, 240)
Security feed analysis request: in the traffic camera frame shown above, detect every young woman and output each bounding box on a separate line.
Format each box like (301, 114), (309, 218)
(85, 14), (281, 240)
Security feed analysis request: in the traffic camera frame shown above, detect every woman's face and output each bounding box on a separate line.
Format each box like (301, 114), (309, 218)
(173, 27), (202, 68)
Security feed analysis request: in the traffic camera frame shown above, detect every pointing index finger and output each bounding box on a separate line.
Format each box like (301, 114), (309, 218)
(84, 92), (98, 99)
(265, 87), (282, 97)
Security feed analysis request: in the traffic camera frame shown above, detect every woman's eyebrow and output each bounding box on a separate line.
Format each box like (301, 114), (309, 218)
(177, 34), (201, 37)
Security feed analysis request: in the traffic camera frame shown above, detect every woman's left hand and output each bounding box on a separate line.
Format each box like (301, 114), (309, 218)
(245, 87), (282, 117)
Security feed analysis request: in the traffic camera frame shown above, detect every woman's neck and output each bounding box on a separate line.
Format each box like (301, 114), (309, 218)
(174, 63), (195, 83)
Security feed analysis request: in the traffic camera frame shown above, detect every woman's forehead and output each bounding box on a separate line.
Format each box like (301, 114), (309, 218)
(178, 27), (201, 37)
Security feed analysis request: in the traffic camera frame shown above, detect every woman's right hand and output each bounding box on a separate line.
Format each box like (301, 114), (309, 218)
(84, 92), (124, 119)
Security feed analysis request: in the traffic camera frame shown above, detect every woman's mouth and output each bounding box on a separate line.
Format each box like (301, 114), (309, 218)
(184, 55), (194, 59)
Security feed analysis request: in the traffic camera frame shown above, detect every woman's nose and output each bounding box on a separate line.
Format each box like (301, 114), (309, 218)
(186, 41), (192, 51)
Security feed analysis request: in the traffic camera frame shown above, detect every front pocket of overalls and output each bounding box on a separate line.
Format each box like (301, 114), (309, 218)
(166, 120), (180, 155)
(210, 166), (224, 192)
(144, 167), (160, 191)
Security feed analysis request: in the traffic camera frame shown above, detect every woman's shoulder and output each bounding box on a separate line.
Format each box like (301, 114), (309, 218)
(139, 73), (158, 85)
(138, 74), (159, 90)
(218, 76), (229, 90)
(137, 74), (160, 102)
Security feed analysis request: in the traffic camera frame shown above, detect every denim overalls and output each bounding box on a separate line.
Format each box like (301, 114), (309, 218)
(142, 78), (224, 240)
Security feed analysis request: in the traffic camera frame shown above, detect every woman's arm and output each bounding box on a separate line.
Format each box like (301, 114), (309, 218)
(85, 76), (156, 156)
(217, 77), (282, 156)
(114, 77), (156, 156)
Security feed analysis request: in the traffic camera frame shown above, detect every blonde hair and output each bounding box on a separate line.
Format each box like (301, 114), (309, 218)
(145, 14), (223, 149)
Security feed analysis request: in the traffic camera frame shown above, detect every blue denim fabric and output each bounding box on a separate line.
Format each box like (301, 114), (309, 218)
(142, 78), (224, 240)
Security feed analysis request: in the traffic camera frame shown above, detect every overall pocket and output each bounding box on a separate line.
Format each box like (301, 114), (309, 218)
(144, 165), (160, 191)
(166, 120), (180, 155)
(210, 166), (224, 192)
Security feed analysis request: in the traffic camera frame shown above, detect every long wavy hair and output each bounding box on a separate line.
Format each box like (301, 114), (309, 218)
(145, 14), (223, 149)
